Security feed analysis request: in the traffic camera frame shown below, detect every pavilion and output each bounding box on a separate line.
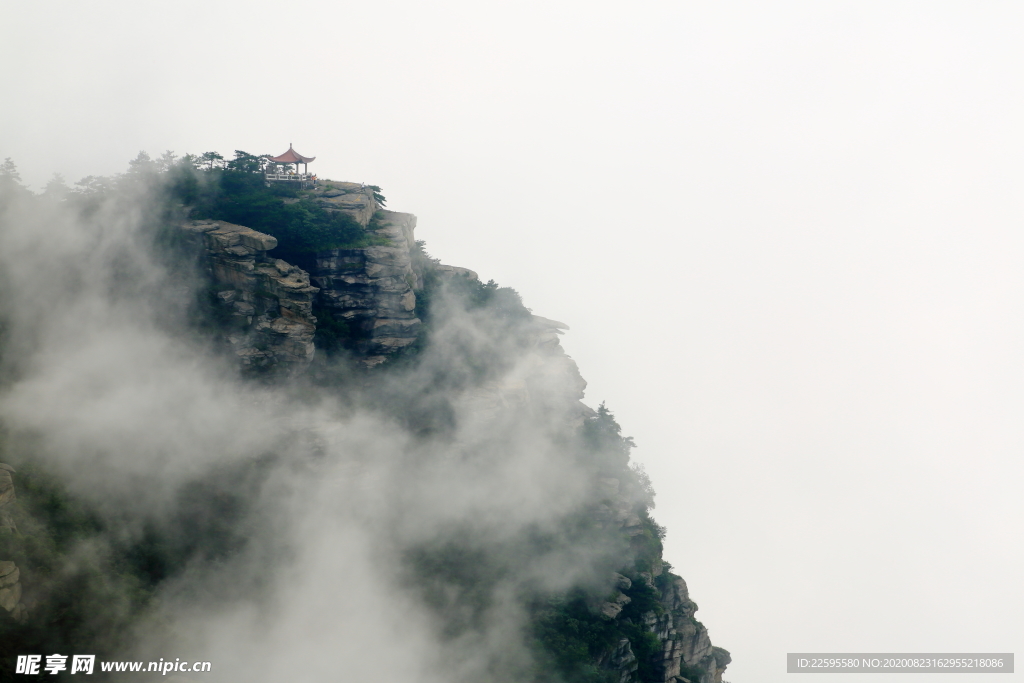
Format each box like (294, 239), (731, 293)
(265, 144), (317, 186)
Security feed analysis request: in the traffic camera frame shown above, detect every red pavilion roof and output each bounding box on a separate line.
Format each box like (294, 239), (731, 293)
(268, 144), (315, 164)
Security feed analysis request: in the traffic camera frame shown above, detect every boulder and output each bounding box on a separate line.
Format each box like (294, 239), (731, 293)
(600, 591), (632, 620)
(0, 582), (22, 612)
(0, 566), (18, 589)
(182, 220), (318, 373)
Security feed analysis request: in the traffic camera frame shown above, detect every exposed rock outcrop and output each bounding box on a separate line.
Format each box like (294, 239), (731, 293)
(312, 210), (422, 365)
(591, 474), (730, 683)
(602, 638), (640, 683)
(185, 181), (485, 369)
(595, 567), (729, 683)
(648, 575), (731, 683)
(314, 181), (379, 226)
(436, 264), (479, 281)
(182, 220), (319, 371)
(0, 463), (17, 533)
(600, 591), (633, 619)
(0, 464), (28, 622)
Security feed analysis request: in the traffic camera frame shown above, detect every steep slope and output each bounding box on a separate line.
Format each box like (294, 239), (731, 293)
(0, 159), (730, 683)
(183, 179), (731, 683)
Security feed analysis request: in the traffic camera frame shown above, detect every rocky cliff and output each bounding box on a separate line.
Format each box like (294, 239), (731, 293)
(650, 576), (732, 683)
(183, 182), (428, 369)
(182, 219), (319, 371)
(590, 478), (731, 683)
(312, 209), (422, 365)
(177, 178), (730, 683)
(0, 159), (731, 683)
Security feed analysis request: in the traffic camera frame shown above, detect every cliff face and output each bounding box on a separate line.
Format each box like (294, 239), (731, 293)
(313, 209), (422, 365)
(590, 477), (730, 683)
(181, 179), (730, 683)
(598, 571), (732, 683)
(0, 162), (733, 682)
(182, 219), (319, 371)
(650, 576), (732, 683)
(181, 182), (426, 371)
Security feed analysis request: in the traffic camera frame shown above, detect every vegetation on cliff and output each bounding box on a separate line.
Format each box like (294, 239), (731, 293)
(0, 155), (727, 683)
(170, 151), (387, 259)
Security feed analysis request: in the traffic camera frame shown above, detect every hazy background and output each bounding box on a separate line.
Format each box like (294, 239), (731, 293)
(4, 1), (1023, 680)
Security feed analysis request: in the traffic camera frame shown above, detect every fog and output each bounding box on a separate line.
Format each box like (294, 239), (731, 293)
(4, 1), (1024, 680)
(0, 176), (639, 680)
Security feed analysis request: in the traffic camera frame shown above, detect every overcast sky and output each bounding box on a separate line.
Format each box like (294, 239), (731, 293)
(4, 1), (1023, 680)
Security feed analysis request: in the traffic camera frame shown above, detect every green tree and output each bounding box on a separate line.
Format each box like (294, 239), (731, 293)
(366, 184), (387, 207)
(200, 151), (224, 171)
(226, 150), (264, 174)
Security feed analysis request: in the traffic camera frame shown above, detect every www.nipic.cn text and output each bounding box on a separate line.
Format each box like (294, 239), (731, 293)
(16, 655), (212, 675)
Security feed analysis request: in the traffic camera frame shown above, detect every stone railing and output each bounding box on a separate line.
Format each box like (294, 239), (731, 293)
(265, 172), (316, 183)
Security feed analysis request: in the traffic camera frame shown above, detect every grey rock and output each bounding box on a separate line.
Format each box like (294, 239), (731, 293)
(600, 592), (632, 620)
(436, 264), (479, 280)
(0, 582), (21, 611)
(0, 565), (18, 588)
(182, 220), (319, 372)
(312, 182), (378, 226)
(601, 639), (638, 683)
(0, 469), (14, 508)
(313, 211), (421, 358)
(0, 581), (20, 614)
(530, 315), (570, 331)
(635, 574), (730, 683)
(0, 466), (16, 533)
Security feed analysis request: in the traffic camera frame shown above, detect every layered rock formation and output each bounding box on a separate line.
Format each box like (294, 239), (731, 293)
(598, 573), (731, 683)
(590, 473), (730, 683)
(182, 220), (319, 371)
(183, 181), (483, 370)
(315, 180), (378, 226)
(312, 209), (422, 366)
(648, 576), (732, 683)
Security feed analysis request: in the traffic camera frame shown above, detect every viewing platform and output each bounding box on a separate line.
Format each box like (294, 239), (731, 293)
(264, 144), (317, 188)
(264, 172), (316, 183)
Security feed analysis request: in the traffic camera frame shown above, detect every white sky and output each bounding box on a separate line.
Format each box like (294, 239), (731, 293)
(4, 1), (1023, 680)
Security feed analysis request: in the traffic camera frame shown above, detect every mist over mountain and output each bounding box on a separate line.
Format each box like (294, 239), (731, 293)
(0, 154), (730, 682)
